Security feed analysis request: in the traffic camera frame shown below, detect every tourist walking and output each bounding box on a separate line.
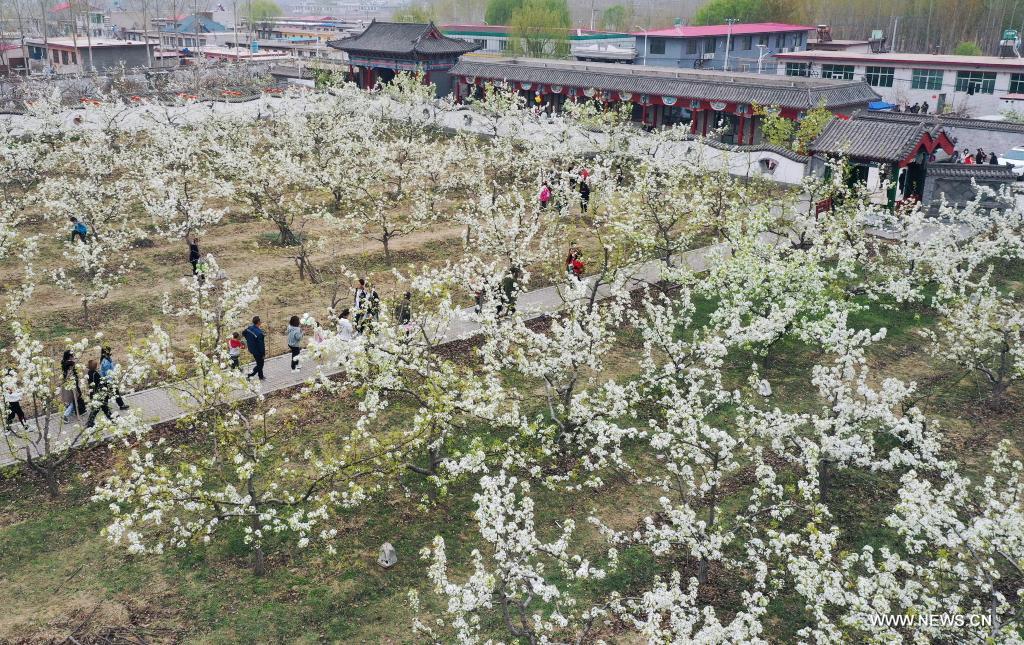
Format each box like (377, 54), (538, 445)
(287, 315), (304, 371)
(579, 178), (590, 214)
(60, 350), (87, 422)
(70, 217), (88, 243)
(85, 359), (113, 428)
(187, 235), (201, 276)
(396, 292), (412, 335)
(244, 316), (267, 380)
(228, 332), (244, 369)
(989, 153), (999, 165)
(539, 181), (552, 210)
(337, 308), (355, 341)
(963, 150), (975, 164)
(100, 347), (129, 411)
(3, 371), (27, 431)
(313, 321), (328, 345)
(498, 266), (523, 316)
(565, 246), (584, 280)
(364, 286), (381, 332)
(920, 101), (929, 114)
(354, 278), (369, 330)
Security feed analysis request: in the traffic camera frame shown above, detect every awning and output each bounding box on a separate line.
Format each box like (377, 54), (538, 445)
(868, 101), (896, 111)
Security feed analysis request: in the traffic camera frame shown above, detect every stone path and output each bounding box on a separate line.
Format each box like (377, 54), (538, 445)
(0, 245), (726, 470)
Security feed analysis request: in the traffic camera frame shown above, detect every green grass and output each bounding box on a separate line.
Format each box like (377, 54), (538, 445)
(0, 267), (1021, 643)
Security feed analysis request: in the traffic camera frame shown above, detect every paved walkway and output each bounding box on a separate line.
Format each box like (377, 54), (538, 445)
(0, 246), (725, 469)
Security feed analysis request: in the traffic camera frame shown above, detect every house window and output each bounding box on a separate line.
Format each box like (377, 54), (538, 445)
(649, 38), (666, 55)
(865, 66), (895, 87)
(821, 64), (854, 80)
(794, 32), (803, 47)
(785, 62), (809, 77)
(729, 36), (735, 50)
(758, 34), (767, 46)
(911, 68), (943, 90)
(61, 51), (69, 64)
(498, 38), (509, 51)
(472, 38), (486, 49)
(774, 34), (783, 48)
(955, 70), (996, 93)
(741, 35), (752, 50)
(1011, 73), (1024, 94)
(686, 39), (698, 54)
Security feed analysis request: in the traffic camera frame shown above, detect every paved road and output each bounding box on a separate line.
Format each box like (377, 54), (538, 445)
(0, 246), (728, 470)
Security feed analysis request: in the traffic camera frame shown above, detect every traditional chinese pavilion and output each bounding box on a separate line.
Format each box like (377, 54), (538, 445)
(327, 21), (481, 96)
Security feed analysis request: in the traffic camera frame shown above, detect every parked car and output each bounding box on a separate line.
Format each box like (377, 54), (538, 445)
(996, 147), (1024, 179)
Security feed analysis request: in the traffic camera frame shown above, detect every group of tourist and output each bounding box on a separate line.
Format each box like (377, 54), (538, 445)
(896, 101), (929, 114)
(954, 147), (1000, 165)
(9, 227), (592, 434)
(538, 171), (592, 214)
(2, 345), (130, 436)
(230, 277), (390, 382)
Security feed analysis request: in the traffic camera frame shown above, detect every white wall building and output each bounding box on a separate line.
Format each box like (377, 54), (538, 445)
(774, 50), (1024, 117)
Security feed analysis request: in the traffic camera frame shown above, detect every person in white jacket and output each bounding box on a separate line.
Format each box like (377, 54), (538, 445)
(4, 371), (27, 431)
(337, 308), (356, 342)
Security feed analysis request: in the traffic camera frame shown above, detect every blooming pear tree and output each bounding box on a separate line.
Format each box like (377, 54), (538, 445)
(413, 470), (613, 644)
(1, 323), (169, 497)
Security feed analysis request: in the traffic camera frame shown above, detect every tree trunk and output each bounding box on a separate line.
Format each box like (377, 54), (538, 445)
(382, 236), (392, 265)
(252, 543), (266, 576)
(44, 468), (59, 498)
(277, 223), (299, 246)
(818, 457), (831, 501)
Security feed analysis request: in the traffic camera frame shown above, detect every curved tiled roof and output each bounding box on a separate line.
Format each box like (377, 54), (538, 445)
(852, 109), (1024, 134)
(927, 163), (1018, 180)
(449, 58), (878, 110)
(810, 118), (947, 162)
(327, 20), (480, 56)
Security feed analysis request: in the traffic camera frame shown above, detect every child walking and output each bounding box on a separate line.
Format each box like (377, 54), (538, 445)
(287, 315), (304, 371)
(228, 332), (243, 369)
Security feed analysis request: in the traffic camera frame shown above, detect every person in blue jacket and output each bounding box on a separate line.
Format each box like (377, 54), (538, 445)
(243, 316), (266, 380)
(70, 217), (88, 243)
(100, 346), (129, 410)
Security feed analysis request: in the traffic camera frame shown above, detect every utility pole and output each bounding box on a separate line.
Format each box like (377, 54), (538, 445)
(589, 0), (595, 30)
(232, 0), (238, 57)
(68, 0), (81, 71)
(723, 17), (736, 71)
(82, 0), (94, 72)
(143, 0), (151, 67)
(891, 15), (900, 53)
(756, 42), (767, 74)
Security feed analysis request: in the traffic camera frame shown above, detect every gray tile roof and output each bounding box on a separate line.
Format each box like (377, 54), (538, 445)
(927, 163), (1018, 180)
(810, 118), (943, 162)
(326, 21), (480, 57)
(852, 109), (1024, 134)
(448, 58), (879, 110)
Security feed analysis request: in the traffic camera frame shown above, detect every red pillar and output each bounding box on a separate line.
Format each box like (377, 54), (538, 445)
(702, 111), (709, 136)
(737, 114), (745, 144)
(690, 112), (698, 134)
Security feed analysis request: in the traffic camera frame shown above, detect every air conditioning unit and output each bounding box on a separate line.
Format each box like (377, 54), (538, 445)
(701, 52), (715, 60)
